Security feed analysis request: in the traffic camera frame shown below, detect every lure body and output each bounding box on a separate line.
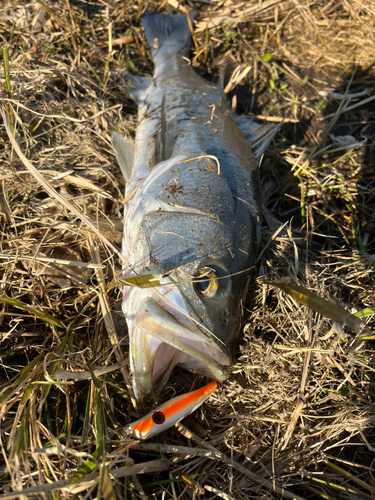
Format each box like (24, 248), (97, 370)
(128, 382), (217, 440)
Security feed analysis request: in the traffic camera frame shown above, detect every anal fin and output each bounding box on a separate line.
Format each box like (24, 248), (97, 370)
(234, 114), (284, 164)
(218, 62), (234, 95)
(118, 72), (152, 105)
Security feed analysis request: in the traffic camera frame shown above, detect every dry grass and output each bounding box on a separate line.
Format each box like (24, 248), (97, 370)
(0, 0), (374, 499)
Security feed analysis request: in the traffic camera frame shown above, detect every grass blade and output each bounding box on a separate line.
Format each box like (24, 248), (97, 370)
(0, 355), (43, 408)
(98, 464), (116, 500)
(2, 45), (11, 99)
(260, 280), (366, 333)
(122, 273), (164, 288)
(0, 295), (64, 328)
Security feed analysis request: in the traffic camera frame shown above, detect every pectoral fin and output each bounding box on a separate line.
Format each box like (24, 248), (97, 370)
(111, 132), (134, 182)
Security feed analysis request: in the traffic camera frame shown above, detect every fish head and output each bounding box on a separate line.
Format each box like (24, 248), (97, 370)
(123, 154), (260, 403)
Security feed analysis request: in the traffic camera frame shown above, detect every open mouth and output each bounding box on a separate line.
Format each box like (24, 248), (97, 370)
(125, 285), (230, 404)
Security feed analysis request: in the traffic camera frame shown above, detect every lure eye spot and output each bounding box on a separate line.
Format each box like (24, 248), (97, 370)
(152, 411), (165, 425)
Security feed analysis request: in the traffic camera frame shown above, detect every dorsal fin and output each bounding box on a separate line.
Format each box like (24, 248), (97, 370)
(111, 132), (134, 182)
(153, 94), (168, 165)
(160, 94), (167, 162)
(118, 72), (152, 105)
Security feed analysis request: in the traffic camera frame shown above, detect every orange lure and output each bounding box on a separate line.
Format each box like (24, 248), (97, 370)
(128, 382), (217, 440)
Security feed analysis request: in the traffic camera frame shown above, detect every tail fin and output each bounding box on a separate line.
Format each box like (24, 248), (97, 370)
(141, 11), (194, 62)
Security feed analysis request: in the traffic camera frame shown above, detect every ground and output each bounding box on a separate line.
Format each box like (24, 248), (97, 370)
(0, 1), (374, 499)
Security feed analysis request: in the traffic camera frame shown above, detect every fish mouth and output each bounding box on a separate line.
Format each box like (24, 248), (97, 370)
(128, 293), (230, 404)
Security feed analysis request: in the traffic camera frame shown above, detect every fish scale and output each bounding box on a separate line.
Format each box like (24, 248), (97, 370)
(112, 11), (281, 404)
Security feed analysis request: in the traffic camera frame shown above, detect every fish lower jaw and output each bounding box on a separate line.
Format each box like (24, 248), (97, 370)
(129, 294), (230, 404)
(132, 338), (229, 405)
(154, 340), (230, 382)
(126, 294), (230, 404)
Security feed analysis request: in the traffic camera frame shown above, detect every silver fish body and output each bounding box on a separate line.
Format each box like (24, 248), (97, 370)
(112, 12), (278, 403)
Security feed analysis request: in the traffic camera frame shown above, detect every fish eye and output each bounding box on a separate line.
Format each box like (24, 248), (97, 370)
(194, 267), (219, 298)
(152, 411), (165, 425)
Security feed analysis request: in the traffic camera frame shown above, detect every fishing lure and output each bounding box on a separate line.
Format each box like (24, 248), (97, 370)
(128, 382), (217, 440)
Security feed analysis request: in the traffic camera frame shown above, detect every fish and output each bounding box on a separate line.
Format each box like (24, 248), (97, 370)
(112, 11), (280, 404)
(128, 381), (217, 439)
